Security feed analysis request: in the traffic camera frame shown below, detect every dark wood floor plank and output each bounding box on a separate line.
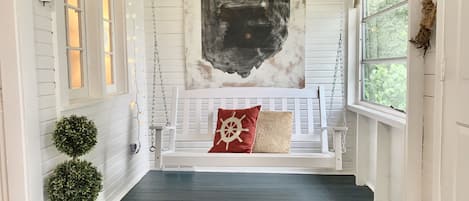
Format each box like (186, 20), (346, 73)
(122, 171), (373, 201)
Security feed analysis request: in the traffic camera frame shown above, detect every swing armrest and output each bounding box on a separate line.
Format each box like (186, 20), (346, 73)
(328, 126), (348, 132)
(165, 126), (176, 131)
(320, 126), (348, 132)
(150, 125), (176, 131)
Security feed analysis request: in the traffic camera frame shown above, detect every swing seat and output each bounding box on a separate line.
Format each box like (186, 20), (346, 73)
(155, 86), (345, 171)
(162, 152), (338, 169)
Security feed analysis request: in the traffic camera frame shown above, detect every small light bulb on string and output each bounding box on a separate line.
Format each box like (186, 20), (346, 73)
(130, 101), (137, 109)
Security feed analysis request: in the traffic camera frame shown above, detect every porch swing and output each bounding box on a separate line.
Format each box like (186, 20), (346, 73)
(148, 1), (348, 171)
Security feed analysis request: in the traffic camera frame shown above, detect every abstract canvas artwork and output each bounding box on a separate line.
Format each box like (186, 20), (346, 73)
(185, 0), (305, 89)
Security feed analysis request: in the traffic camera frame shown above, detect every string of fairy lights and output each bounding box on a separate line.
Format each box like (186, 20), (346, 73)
(126, 0), (144, 154)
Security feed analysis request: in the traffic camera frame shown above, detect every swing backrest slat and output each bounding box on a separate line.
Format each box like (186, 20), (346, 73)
(170, 87), (328, 152)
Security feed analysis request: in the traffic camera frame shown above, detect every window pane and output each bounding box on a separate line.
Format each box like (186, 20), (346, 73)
(68, 50), (83, 89)
(67, 8), (81, 48)
(66, 0), (79, 7)
(103, 0), (111, 20)
(103, 21), (112, 52)
(363, 63), (407, 111)
(364, 5), (408, 60)
(105, 54), (114, 85)
(366, 0), (403, 16)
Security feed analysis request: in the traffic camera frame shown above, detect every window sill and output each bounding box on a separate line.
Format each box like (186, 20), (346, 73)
(347, 104), (406, 128)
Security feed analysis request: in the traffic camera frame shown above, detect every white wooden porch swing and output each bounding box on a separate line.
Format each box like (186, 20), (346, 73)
(147, 2), (348, 171)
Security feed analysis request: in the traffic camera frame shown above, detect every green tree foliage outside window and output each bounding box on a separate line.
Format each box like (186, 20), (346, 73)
(364, 63), (407, 110)
(362, 0), (408, 111)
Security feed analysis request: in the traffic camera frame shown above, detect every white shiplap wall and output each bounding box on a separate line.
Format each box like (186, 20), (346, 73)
(35, 0), (149, 200)
(145, 0), (355, 173)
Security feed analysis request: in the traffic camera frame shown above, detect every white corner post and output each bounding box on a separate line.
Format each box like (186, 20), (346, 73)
(0, 0), (44, 200)
(403, 1), (425, 201)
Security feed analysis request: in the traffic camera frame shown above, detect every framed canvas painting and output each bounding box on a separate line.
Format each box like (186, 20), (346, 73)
(184, 0), (305, 89)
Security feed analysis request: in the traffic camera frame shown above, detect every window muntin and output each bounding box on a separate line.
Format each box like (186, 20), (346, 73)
(65, 0), (85, 90)
(103, 0), (115, 86)
(361, 0), (408, 112)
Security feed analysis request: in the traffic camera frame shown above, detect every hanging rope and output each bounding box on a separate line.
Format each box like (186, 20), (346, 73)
(149, 0), (170, 152)
(330, 8), (348, 153)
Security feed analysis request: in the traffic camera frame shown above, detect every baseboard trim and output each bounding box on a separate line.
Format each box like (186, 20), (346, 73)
(151, 167), (354, 175)
(366, 182), (376, 192)
(112, 169), (149, 201)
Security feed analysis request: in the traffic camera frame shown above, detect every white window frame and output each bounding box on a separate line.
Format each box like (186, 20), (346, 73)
(64, 0), (89, 100)
(102, 0), (118, 94)
(347, 0), (408, 125)
(56, 0), (129, 108)
(353, 0), (408, 118)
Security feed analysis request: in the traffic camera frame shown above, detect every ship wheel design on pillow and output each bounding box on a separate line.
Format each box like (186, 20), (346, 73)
(216, 112), (249, 150)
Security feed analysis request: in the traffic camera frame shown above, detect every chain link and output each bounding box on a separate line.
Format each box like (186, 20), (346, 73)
(330, 9), (348, 153)
(149, 1), (170, 152)
(150, 0), (169, 127)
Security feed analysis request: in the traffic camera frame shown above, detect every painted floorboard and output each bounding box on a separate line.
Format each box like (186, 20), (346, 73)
(122, 171), (373, 201)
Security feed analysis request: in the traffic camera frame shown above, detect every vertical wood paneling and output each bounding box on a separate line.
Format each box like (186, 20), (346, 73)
(422, 21), (437, 201)
(307, 98), (315, 134)
(282, 98), (288, 111)
(182, 99), (190, 135)
(269, 98), (275, 111)
(208, 99), (214, 134)
(232, 98), (238, 109)
(195, 99), (201, 134)
(244, 98), (250, 107)
(375, 123), (391, 201)
(294, 98), (301, 135)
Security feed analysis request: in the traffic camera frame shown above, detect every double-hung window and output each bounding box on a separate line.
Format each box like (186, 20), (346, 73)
(59, 0), (127, 105)
(103, 0), (116, 93)
(360, 0), (408, 112)
(65, 0), (87, 98)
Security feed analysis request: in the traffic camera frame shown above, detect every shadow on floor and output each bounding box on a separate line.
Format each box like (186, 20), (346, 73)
(122, 171), (373, 201)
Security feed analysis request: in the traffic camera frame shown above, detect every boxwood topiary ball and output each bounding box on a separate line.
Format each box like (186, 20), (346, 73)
(54, 115), (98, 158)
(47, 159), (103, 201)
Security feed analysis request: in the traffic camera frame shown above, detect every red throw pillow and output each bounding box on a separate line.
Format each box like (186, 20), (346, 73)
(209, 105), (262, 153)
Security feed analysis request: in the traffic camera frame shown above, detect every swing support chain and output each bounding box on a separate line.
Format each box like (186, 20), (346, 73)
(329, 9), (348, 154)
(149, 0), (171, 152)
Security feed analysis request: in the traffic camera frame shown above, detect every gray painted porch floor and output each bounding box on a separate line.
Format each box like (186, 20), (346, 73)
(122, 171), (373, 201)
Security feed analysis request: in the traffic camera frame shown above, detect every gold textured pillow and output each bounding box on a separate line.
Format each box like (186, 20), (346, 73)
(253, 111), (293, 153)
